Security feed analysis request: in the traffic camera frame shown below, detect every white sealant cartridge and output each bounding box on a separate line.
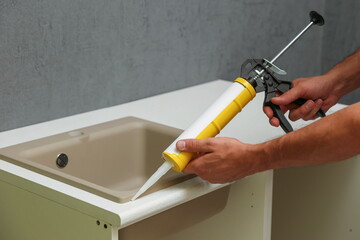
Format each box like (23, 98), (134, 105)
(162, 77), (256, 172)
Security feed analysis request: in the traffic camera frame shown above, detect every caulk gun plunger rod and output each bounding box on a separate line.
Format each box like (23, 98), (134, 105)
(270, 11), (324, 64)
(270, 21), (313, 64)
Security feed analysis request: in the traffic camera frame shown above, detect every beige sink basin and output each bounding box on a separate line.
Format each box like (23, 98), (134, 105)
(0, 117), (193, 203)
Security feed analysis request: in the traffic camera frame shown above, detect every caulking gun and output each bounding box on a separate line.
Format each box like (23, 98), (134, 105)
(132, 11), (325, 201)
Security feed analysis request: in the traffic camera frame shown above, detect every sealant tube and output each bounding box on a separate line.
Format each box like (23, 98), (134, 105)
(162, 78), (256, 172)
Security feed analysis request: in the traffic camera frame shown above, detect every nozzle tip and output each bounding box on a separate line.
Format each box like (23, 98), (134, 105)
(131, 193), (140, 201)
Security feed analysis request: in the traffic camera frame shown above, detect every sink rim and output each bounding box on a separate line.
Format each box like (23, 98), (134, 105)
(0, 116), (192, 203)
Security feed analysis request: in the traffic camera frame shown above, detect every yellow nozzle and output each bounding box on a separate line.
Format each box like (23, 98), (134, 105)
(162, 152), (194, 172)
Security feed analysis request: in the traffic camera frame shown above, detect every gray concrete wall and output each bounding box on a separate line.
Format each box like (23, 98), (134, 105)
(0, 0), (325, 131)
(321, 0), (360, 105)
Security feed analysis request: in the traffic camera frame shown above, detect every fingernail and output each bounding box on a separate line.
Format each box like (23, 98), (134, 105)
(177, 140), (186, 150)
(316, 99), (323, 106)
(306, 101), (314, 110)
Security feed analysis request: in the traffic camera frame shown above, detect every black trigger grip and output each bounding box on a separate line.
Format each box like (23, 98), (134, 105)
(265, 102), (293, 133)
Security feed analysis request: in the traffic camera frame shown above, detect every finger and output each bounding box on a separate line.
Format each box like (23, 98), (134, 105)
(263, 106), (274, 118)
(194, 152), (205, 159)
(176, 138), (215, 153)
(182, 154), (206, 175)
(263, 106), (280, 127)
(288, 100), (315, 121)
(183, 163), (196, 174)
(271, 87), (304, 106)
(283, 103), (300, 111)
(303, 99), (323, 120)
(269, 117), (280, 127)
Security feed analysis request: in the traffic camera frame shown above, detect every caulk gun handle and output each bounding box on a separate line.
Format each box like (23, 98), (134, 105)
(269, 97), (326, 133)
(264, 91), (294, 133)
(271, 103), (293, 133)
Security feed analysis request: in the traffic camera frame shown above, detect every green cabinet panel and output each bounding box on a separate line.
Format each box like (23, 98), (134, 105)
(0, 180), (112, 240)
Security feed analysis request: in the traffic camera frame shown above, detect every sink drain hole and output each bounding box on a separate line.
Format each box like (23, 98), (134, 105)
(56, 153), (68, 168)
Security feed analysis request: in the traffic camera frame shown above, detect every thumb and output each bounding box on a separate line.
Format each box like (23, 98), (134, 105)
(176, 138), (214, 153)
(271, 87), (303, 106)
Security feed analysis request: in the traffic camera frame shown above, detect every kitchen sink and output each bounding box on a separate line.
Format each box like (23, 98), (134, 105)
(0, 117), (193, 203)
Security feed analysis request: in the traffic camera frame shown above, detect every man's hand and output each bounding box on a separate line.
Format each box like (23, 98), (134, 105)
(263, 75), (340, 127)
(176, 137), (268, 184)
(264, 48), (360, 127)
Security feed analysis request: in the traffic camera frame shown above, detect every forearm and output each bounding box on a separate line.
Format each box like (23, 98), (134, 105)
(259, 102), (360, 170)
(325, 48), (360, 98)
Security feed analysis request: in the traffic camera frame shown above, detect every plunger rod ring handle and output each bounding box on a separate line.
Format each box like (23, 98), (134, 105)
(310, 11), (325, 26)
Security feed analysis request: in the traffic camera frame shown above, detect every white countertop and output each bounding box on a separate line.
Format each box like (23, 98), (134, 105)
(0, 80), (346, 229)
